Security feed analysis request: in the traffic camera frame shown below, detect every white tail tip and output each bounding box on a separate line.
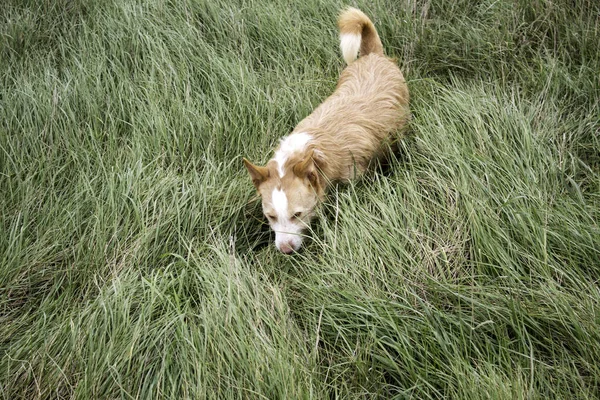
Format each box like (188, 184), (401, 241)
(340, 33), (361, 64)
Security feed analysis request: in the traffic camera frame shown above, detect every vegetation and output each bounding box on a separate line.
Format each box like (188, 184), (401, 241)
(1, 0), (599, 398)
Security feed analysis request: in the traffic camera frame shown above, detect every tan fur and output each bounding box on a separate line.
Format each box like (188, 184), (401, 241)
(243, 8), (409, 253)
(338, 7), (384, 59)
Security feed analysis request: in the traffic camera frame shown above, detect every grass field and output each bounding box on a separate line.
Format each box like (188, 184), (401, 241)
(1, 0), (599, 398)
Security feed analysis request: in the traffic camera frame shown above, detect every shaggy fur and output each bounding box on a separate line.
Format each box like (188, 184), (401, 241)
(244, 7), (410, 253)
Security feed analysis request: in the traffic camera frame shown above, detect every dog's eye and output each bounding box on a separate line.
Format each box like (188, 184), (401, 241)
(292, 212), (303, 220)
(266, 214), (277, 221)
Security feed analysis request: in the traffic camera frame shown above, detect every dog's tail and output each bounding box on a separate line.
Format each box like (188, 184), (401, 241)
(338, 7), (384, 65)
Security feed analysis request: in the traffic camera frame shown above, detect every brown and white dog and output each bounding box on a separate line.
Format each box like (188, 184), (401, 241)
(243, 7), (410, 253)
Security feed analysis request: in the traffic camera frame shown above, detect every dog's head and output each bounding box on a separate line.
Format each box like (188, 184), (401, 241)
(243, 150), (325, 254)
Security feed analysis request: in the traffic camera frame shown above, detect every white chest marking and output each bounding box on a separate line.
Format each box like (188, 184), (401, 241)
(273, 132), (312, 177)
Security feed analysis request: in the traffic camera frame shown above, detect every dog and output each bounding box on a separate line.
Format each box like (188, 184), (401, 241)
(243, 7), (410, 254)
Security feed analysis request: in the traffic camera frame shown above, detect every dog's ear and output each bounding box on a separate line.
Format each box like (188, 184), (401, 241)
(243, 158), (269, 189)
(293, 150), (325, 188)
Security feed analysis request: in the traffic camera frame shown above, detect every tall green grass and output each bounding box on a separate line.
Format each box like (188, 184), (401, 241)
(1, 0), (599, 398)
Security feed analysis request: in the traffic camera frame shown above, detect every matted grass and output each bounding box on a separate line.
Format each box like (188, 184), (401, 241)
(1, 0), (599, 398)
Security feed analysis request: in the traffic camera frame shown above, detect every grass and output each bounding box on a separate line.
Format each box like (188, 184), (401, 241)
(1, 0), (599, 398)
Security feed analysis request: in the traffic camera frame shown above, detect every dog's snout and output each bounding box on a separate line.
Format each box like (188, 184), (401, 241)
(275, 231), (303, 254)
(279, 242), (296, 254)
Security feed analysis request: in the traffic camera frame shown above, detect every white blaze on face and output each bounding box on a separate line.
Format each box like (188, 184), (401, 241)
(273, 132), (312, 177)
(271, 188), (304, 252)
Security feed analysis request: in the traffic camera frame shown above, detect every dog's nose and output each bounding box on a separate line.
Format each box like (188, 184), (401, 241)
(279, 243), (295, 254)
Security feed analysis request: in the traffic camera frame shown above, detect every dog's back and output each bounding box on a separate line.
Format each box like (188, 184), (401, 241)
(293, 8), (409, 180)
